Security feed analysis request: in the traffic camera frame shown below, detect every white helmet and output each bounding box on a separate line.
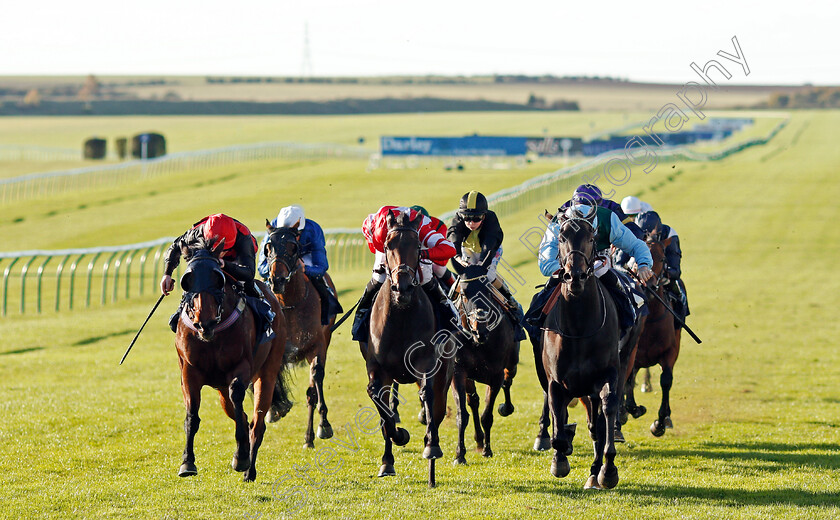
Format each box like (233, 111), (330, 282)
(621, 196), (642, 216)
(275, 205), (305, 230)
(639, 201), (653, 213)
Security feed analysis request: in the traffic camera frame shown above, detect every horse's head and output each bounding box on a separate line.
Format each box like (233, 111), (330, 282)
(384, 209), (421, 306)
(264, 220), (302, 295)
(179, 238), (227, 341)
(644, 235), (672, 289)
(557, 207), (597, 297)
(458, 264), (502, 343)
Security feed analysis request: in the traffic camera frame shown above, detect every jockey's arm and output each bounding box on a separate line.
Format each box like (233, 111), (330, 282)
(256, 233), (270, 278)
(538, 223), (562, 276)
(223, 234), (257, 283)
(422, 231), (456, 263)
(608, 212), (652, 268)
(665, 234), (682, 279)
(305, 224), (329, 277)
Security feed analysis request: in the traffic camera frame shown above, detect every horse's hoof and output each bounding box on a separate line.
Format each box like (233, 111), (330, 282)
(614, 428), (625, 443)
(630, 405), (647, 419)
(651, 420), (666, 437)
(533, 436), (551, 451)
(266, 408), (282, 423)
(453, 456), (467, 466)
(418, 410), (428, 425)
(482, 447), (493, 458)
(377, 464), (396, 477)
(243, 469), (256, 483)
(584, 475), (604, 490)
(568, 398), (579, 408)
(178, 462), (197, 477)
(664, 416), (673, 429)
(618, 408), (629, 425)
(598, 466), (619, 489)
(303, 441), (315, 449)
(551, 454), (570, 478)
(232, 455), (250, 472)
(640, 383), (652, 393)
(393, 427), (410, 446)
(317, 423), (334, 439)
(423, 445), (443, 460)
(497, 402), (515, 417)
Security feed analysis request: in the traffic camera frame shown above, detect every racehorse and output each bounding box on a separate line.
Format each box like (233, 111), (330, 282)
(623, 235), (681, 437)
(363, 210), (455, 487)
(540, 209), (623, 490)
(174, 239), (291, 482)
(451, 264), (518, 464)
(263, 222), (337, 448)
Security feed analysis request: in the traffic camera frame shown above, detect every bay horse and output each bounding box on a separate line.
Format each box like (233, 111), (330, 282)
(451, 264), (518, 464)
(541, 209), (623, 490)
(623, 235), (681, 437)
(263, 223), (337, 448)
(174, 239), (291, 482)
(363, 210), (454, 487)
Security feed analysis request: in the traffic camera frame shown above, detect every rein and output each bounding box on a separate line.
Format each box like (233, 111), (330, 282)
(181, 297), (246, 334)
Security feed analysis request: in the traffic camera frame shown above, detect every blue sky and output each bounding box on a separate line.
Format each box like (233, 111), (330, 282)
(0, 0), (835, 84)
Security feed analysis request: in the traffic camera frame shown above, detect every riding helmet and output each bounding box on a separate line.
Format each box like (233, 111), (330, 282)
(410, 205), (430, 218)
(636, 211), (662, 236)
(621, 196), (643, 216)
(572, 184), (602, 206)
(202, 214), (237, 250)
(276, 205), (306, 230)
(458, 191), (488, 218)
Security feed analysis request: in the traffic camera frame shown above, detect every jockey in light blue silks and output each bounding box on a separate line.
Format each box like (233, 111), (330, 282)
(258, 205), (342, 326)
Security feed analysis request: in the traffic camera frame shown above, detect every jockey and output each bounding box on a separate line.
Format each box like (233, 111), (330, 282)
(523, 198), (655, 341)
(352, 206), (459, 343)
(409, 205), (458, 291)
(563, 184), (643, 238)
(160, 213), (275, 341)
(257, 205), (343, 326)
(636, 210), (690, 326)
(447, 191), (517, 308)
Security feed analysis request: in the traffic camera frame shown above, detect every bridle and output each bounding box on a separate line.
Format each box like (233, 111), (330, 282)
(384, 226), (421, 288)
(557, 217), (596, 283)
(265, 228), (303, 293)
(455, 271), (501, 343)
(180, 251), (228, 329)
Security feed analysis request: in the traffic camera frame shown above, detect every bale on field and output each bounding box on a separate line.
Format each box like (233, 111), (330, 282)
(115, 137), (128, 159)
(131, 132), (167, 159)
(83, 138), (107, 160)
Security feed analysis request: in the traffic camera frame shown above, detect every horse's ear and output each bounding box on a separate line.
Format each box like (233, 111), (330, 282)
(266, 219), (275, 232)
(386, 211), (397, 229)
(211, 237), (225, 256)
(544, 209), (553, 221)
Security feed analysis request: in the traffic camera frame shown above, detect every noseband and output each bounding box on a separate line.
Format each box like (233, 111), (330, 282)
(384, 226), (421, 288)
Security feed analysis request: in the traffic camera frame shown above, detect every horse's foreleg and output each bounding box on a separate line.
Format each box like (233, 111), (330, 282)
(534, 391), (552, 451)
(652, 362), (675, 436)
(465, 379), (483, 449)
(178, 366), (202, 477)
(312, 351), (333, 440)
(597, 375), (620, 489)
(498, 365), (516, 417)
(452, 371), (469, 465)
(228, 375), (251, 474)
(244, 375), (274, 482)
(481, 377), (503, 458)
(390, 382), (402, 424)
(367, 372), (405, 477)
(420, 374), (443, 461)
(548, 379), (571, 478)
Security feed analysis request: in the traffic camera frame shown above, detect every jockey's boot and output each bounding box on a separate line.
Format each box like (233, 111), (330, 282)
(310, 275), (341, 326)
(491, 277), (518, 309)
(242, 279), (276, 344)
(422, 280), (464, 333)
(599, 269), (636, 335)
(439, 269), (457, 295)
(352, 279), (382, 343)
(169, 296), (186, 333)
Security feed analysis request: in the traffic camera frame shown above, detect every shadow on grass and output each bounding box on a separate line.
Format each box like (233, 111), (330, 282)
(625, 441), (840, 470)
(72, 329), (135, 346)
(0, 346), (45, 356)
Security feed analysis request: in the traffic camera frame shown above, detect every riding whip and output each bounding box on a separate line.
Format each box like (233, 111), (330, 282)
(119, 294), (166, 365)
(628, 271), (702, 344)
(329, 297), (361, 333)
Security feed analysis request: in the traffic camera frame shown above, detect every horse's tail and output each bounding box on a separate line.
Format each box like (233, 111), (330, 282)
(272, 364), (294, 419)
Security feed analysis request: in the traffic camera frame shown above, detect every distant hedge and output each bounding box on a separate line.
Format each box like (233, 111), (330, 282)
(0, 97), (578, 116)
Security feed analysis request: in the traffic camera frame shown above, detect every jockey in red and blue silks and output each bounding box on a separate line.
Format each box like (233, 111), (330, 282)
(352, 205), (458, 343)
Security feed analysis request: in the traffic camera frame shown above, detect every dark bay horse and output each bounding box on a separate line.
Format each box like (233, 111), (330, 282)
(263, 223), (337, 448)
(175, 239), (291, 482)
(541, 210), (623, 490)
(363, 210), (454, 487)
(451, 264), (518, 464)
(624, 236), (681, 437)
